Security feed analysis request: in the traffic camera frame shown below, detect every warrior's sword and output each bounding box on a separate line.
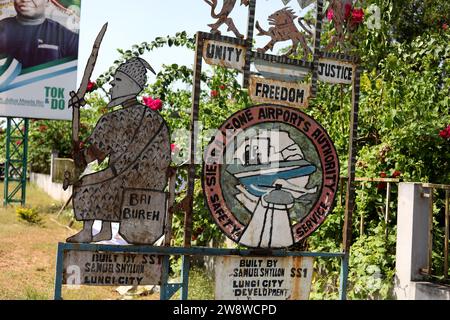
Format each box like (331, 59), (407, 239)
(64, 23), (108, 190)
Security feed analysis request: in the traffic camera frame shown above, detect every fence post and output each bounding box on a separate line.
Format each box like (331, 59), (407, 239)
(394, 183), (432, 299)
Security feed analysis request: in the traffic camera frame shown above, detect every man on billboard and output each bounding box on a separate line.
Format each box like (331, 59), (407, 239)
(0, 0), (79, 69)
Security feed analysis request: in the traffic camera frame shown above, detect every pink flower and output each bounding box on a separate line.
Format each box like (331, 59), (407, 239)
(171, 143), (179, 152)
(443, 23), (449, 31)
(143, 96), (154, 107)
(149, 99), (163, 111)
(327, 8), (334, 21)
(86, 80), (96, 92)
(143, 96), (163, 111)
(351, 8), (364, 26)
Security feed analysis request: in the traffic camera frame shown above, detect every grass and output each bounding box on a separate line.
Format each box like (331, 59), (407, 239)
(171, 267), (215, 300)
(0, 182), (215, 300)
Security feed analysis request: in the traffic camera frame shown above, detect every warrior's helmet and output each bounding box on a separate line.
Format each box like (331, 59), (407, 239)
(116, 57), (156, 89)
(108, 57), (156, 108)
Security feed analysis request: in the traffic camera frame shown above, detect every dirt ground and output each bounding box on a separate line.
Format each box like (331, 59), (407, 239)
(0, 183), (160, 300)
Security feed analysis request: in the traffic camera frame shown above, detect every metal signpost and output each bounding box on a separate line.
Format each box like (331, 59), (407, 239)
(3, 118), (29, 205)
(54, 0), (361, 301)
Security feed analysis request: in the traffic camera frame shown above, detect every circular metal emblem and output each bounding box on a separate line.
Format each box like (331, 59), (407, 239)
(203, 104), (339, 248)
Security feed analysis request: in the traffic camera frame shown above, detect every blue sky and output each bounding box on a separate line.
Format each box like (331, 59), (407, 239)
(77, 0), (314, 84)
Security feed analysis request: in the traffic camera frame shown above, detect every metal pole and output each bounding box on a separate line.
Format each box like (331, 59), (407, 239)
(186, 33), (204, 248)
(444, 190), (449, 280)
(180, 31), (205, 299)
(243, 0), (256, 88)
(181, 255), (190, 300)
(54, 243), (64, 300)
(161, 170), (179, 300)
(310, 0), (324, 98)
(384, 182), (391, 240)
(427, 188), (434, 276)
(160, 255), (170, 300)
(341, 66), (362, 300)
(3, 118), (11, 206)
(21, 119), (29, 205)
(339, 254), (349, 300)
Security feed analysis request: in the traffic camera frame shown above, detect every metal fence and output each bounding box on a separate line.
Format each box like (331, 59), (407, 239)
(420, 183), (450, 282)
(339, 178), (449, 283)
(339, 177), (401, 239)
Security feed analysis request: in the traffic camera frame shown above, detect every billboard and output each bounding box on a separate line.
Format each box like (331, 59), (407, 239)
(0, 0), (81, 120)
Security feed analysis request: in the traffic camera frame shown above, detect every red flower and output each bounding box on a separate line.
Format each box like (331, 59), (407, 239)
(351, 8), (364, 26)
(79, 141), (85, 149)
(143, 96), (163, 111)
(439, 125), (450, 139)
(16, 140), (22, 146)
(392, 170), (401, 178)
(211, 90), (218, 98)
(86, 80), (96, 93)
(219, 85), (226, 90)
(142, 96), (154, 107)
(380, 171), (387, 178)
(150, 99), (163, 111)
(171, 143), (179, 152)
(443, 23), (449, 31)
(327, 8), (334, 21)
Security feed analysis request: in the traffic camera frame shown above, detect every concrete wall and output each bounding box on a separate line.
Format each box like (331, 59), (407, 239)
(29, 172), (72, 202)
(394, 183), (450, 300)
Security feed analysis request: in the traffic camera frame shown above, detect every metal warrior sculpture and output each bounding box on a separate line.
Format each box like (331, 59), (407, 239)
(204, 0), (250, 38)
(65, 26), (171, 244)
(256, 7), (313, 59)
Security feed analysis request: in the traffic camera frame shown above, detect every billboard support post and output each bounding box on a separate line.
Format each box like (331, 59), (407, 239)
(3, 117), (29, 206)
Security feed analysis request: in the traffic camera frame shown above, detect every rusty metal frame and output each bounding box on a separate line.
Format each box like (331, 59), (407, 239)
(310, 0), (324, 98)
(338, 64), (361, 299)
